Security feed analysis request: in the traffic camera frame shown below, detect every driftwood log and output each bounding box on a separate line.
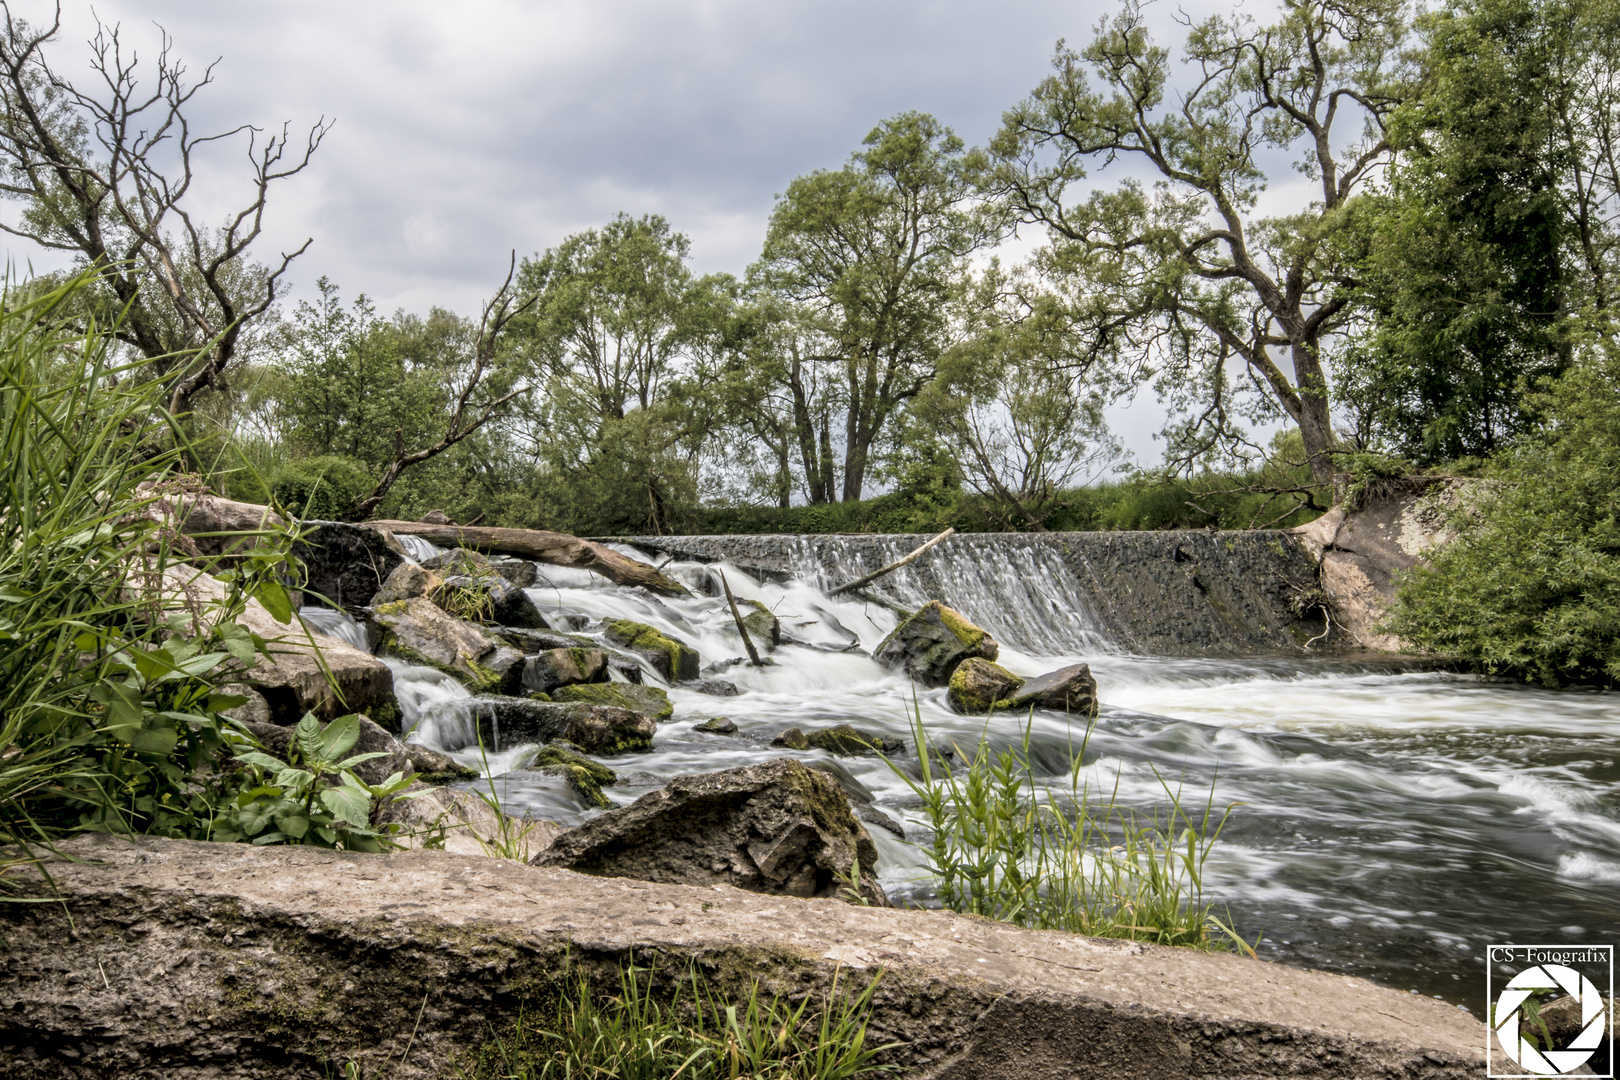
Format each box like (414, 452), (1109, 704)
(828, 527), (956, 597)
(366, 521), (690, 597)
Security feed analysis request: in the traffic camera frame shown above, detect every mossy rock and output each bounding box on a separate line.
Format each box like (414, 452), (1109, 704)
(694, 717), (737, 735)
(604, 619), (701, 682)
(873, 600), (999, 687)
(528, 744), (616, 787)
(804, 724), (904, 756)
(771, 727), (810, 750)
(522, 648), (609, 694)
(551, 682), (673, 721)
(946, 657), (1025, 715)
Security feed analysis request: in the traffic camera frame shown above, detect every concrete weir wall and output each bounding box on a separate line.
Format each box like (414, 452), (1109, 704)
(624, 530), (1332, 656)
(0, 836), (1484, 1079)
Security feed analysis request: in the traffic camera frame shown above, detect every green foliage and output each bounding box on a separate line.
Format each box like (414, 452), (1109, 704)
(460, 962), (897, 1080)
(270, 455), (374, 520)
(1389, 346), (1620, 686)
(880, 710), (1244, 950)
(211, 713), (417, 851)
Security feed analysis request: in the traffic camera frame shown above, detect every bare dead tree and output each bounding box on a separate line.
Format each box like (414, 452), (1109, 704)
(345, 256), (537, 521)
(0, 3), (329, 413)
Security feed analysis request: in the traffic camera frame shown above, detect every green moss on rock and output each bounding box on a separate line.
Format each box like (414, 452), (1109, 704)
(604, 619), (700, 682)
(552, 682), (673, 721)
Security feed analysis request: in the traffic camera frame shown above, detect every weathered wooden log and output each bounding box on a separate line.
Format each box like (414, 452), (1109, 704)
(719, 570), (763, 667)
(828, 527), (955, 597)
(365, 521), (690, 597)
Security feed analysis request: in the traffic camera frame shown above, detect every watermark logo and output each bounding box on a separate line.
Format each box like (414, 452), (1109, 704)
(1488, 945), (1613, 1077)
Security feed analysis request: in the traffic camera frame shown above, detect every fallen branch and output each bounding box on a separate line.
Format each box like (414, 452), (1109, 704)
(365, 521), (689, 597)
(719, 570), (763, 667)
(828, 527), (955, 597)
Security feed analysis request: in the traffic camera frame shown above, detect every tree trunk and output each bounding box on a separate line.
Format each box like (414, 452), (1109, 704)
(365, 521), (690, 596)
(1290, 340), (1339, 484)
(816, 413), (837, 505)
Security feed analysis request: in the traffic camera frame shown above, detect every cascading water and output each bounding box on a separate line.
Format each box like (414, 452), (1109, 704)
(297, 536), (1620, 1010)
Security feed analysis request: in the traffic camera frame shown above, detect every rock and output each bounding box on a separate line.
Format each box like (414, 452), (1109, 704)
(168, 490), (287, 564)
(484, 646), (527, 696)
(803, 759), (906, 839)
(434, 572), (548, 630)
(687, 678), (739, 696)
(489, 555), (538, 589)
(604, 619), (701, 682)
(694, 717), (737, 735)
(2, 834), (1494, 1080)
(373, 596), (505, 691)
(947, 657), (1025, 714)
(160, 565), (399, 728)
(532, 758), (886, 905)
(423, 547), (495, 575)
(378, 783), (563, 858)
(1539, 993), (1616, 1050)
(741, 601), (780, 651)
(419, 509), (453, 525)
(218, 683), (272, 726)
(474, 697), (655, 755)
(551, 682), (673, 721)
(523, 648), (609, 695)
(514, 766), (611, 809)
(804, 724), (904, 756)
(1005, 663), (1100, 718)
(294, 522), (408, 610)
(371, 561), (441, 606)
(496, 625), (596, 653)
(873, 600), (998, 687)
(771, 727), (810, 750)
(521, 745), (617, 809)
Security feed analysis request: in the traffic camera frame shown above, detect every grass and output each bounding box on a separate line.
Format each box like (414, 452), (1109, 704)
(881, 704), (1250, 952)
(458, 961), (898, 1080)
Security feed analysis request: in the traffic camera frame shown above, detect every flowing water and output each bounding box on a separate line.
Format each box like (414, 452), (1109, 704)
(301, 537), (1620, 1011)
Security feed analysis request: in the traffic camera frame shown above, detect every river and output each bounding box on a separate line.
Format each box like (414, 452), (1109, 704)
(301, 535), (1620, 1012)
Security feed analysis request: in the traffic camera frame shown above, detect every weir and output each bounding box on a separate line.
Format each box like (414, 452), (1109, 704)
(621, 529), (1329, 656)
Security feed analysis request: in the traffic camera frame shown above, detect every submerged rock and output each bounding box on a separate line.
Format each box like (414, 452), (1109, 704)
(295, 522), (408, 610)
(873, 600), (998, 687)
(687, 678), (739, 697)
(604, 619), (701, 682)
(476, 697), (655, 755)
(693, 717), (737, 735)
(532, 758), (886, 905)
(947, 657), (1025, 715)
(1005, 663), (1100, 718)
(771, 727), (810, 750)
(522, 648), (609, 695)
(550, 682), (673, 721)
(805, 724), (903, 756)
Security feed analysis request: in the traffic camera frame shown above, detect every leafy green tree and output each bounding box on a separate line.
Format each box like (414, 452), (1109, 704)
(987, 0), (1413, 482)
(514, 214), (733, 533)
(1389, 343), (1620, 686)
(755, 112), (993, 502)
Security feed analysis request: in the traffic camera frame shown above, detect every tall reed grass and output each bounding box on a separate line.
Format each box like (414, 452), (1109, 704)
(460, 961), (897, 1080)
(883, 706), (1249, 951)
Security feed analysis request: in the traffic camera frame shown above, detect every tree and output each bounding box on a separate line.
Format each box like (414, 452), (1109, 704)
(987, 0), (1413, 482)
(0, 4), (328, 414)
(755, 112), (993, 502)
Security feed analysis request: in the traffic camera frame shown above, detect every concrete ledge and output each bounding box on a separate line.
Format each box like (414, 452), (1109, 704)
(0, 836), (1484, 1078)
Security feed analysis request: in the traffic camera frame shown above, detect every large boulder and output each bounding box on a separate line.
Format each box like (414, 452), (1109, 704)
(164, 489), (287, 564)
(604, 619), (701, 682)
(161, 566), (399, 729)
(436, 573), (548, 630)
(522, 648), (609, 694)
(474, 697), (656, 755)
(377, 783), (563, 858)
(550, 682), (673, 721)
(1005, 664), (1100, 718)
(947, 658), (1025, 714)
(532, 758), (886, 906)
(294, 522), (408, 610)
(372, 597), (504, 691)
(873, 600), (998, 687)
(371, 561), (441, 606)
(489, 555), (538, 589)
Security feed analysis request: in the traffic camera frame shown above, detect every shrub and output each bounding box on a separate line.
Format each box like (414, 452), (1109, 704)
(270, 454), (374, 520)
(1388, 346), (1620, 686)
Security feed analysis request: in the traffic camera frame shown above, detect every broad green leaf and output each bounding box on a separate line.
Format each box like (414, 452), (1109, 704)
(279, 812), (310, 840)
(253, 581), (294, 624)
(89, 681), (144, 741)
(320, 781), (373, 828)
(233, 751), (289, 772)
(206, 693), (249, 713)
(129, 726), (179, 756)
(334, 751), (392, 771)
(318, 714), (361, 762)
(293, 713), (322, 762)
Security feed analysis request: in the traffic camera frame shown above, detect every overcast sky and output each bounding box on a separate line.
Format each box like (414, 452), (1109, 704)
(8, 0), (1304, 463)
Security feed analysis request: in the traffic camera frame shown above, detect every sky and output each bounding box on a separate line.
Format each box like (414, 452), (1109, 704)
(4, 0), (1307, 464)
